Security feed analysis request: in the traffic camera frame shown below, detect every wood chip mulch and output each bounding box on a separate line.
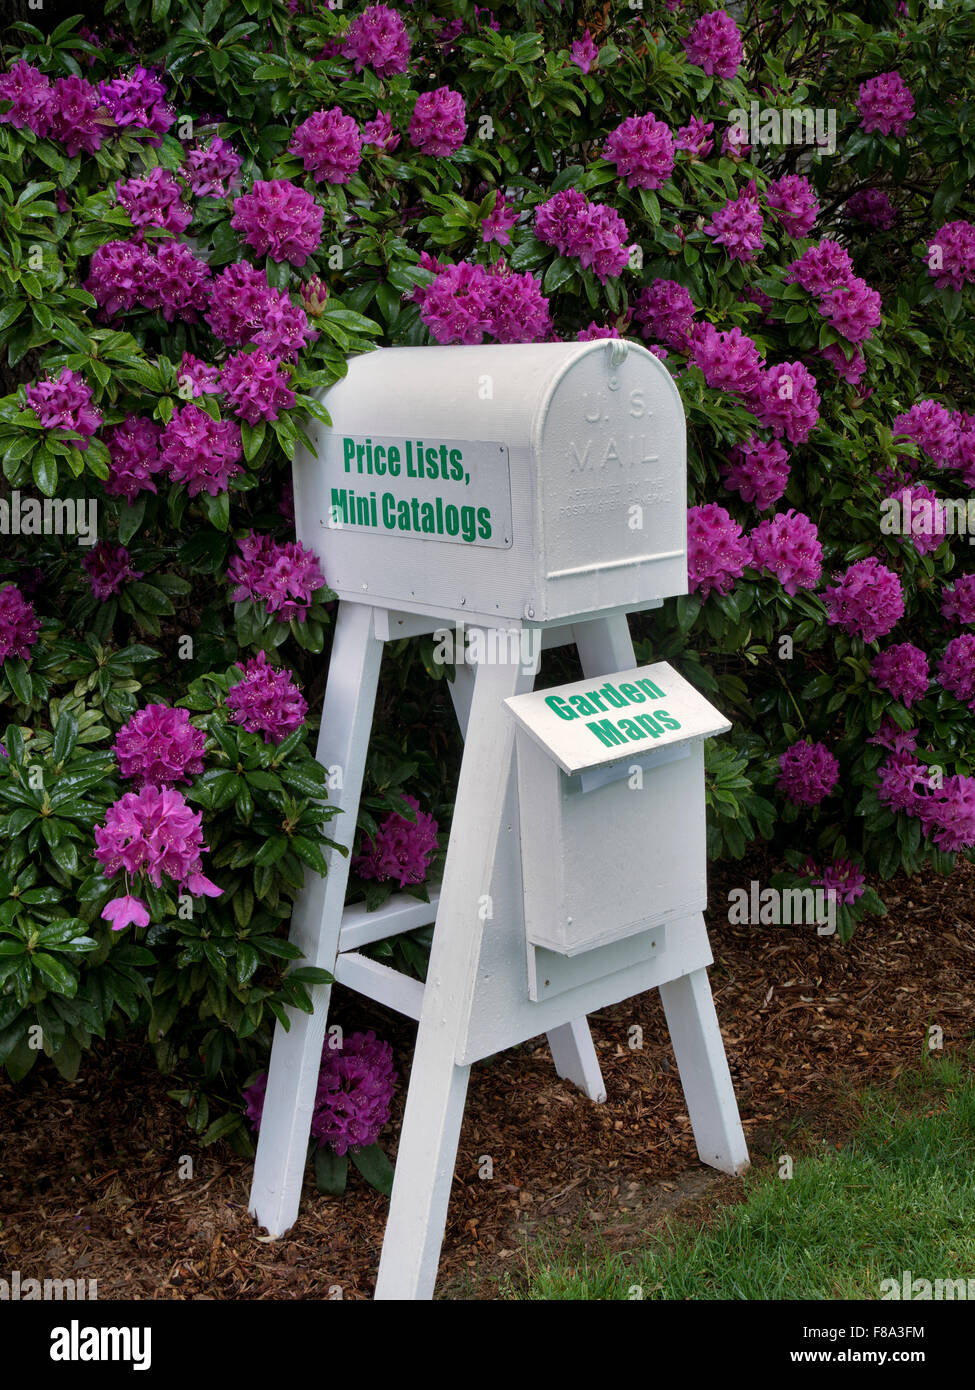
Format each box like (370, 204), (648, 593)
(2, 849), (973, 1300)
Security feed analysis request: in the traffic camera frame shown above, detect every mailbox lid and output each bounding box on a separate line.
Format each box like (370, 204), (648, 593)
(505, 661), (731, 776)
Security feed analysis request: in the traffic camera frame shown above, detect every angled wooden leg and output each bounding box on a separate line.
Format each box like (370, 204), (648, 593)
(658, 959), (750, 1176)
(249, 602), (384, 1237)
(375, 646), (534, 1299)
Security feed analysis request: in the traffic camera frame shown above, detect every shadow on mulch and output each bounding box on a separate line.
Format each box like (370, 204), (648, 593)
(2, 851), (974, 1301)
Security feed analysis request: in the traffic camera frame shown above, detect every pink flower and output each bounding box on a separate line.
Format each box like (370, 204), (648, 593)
(354, 794), (439, 888)
(570, 29), (598, 75)
(82, 542), (143, 600)
(925, 220), (975, 292)
(103, 414), (165, 501)
(577, 322), (621, 340)
(231, 180), (324, 266)
(603, 113), (675, 191)
(871, 643), (929, 707)
(114, 704), (206, 786)
(160, 403), (244, 497)
(94, 784), (220, 897)
(764, 174), (819, 239)
(101, 894), (150, 932)
(892, 400), (958, 464)
(941, 574), (975, 626)
(820, 343), (867, 386)
(409, 86), (467, 156)
(227, 532), (326, 622)
(343, 4), (411, 77)
(115, 165), (191, 235)
(484, 263), (551, 343)
(937, 634), (975, 708)
(142, 241), (212, 323)
(846, 188), (896, 231)
(98, 65), (173, 139)
(220, 350), (295, 425)
(49, 74), (112, 156)
(688, 322), (763, 395)
(632, 278), (697, 349)
(25, 368), (102, 447)
(534, 188), (631, 282)
(746, 362), (821, 444)
(290, 107), (362, 185)
(723, 436), (790, 511)
(84, 239), (153, 318)
(226, 650), (308, 743)
(886, 483), (948, 557)
(182, 136), (242, 197)
(809, 857), (865, 905)
(821, 558), (905, 644)
(786, 240), (855, 297)
(748, 509), (822, 595)
(177, 352), (222, 399)
(481, 191), (518, 246)
(676, 116), (715, 160)
(414, 260), (494, 344)
(778, 740), (839, 806)
(686, 503), (750, 599)
(704, 180), (764, 262)
(818, 276), (882, 344)
(683, 9), (743, 79)
(0, 585), (40, 660)
(857, 70), (914, 137)
(362, 109), (400, 153)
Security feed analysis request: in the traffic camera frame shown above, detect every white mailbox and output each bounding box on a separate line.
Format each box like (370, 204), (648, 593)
(508, 662), (730, 963)
(250, 340), (749, 1303)
(292, 340), (687, 625)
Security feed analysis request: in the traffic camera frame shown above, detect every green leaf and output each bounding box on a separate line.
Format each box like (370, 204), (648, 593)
(349, 1142), (394, 1197)
(314, 1147), (348, 1196)
(4, 659), (32, 705)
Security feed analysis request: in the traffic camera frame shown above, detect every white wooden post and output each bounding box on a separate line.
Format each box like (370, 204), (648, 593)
(374, 646), (537, 1300)
(249, 602), (384, 1236)
(658, 964), (750, 1175)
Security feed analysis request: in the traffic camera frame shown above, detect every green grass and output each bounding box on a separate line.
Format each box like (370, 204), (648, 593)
(508, 1055), (975, 1300)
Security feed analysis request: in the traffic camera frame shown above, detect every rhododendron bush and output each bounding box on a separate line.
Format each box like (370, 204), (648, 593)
(1, 0), (974, 1130)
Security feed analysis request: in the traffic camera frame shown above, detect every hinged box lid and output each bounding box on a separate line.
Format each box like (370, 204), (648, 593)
(505, 661), (731, 776)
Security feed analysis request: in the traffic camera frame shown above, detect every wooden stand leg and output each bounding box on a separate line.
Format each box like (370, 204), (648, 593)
(375, 648), (534, 1299)
(249, 603), (384, 1236)
(658, 961), (750, 1176)
(547, 1018), (607, 1103)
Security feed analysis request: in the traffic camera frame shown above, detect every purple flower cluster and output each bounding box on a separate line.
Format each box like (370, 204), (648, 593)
(821, 558), (905, 644)
(570, 30), (598, 75)
(603, 113), (675, 190)
(160, 404), (243, 497)
(820, 342), (867, 387)
(290, 107), (362, 184)
(243, 1031), (397, 1157)
(231, 181), (324, 266)
(413, 260), (550, 345)
(577, 322), (621, 341)
(748, 509), (822, 595)
(778, 739), (839, 806)
(689, 323), (762, 395)
(857, 71), (915, 137)
(227, 532), (326, 622)
(809, 857), (866, 905)
(206, 262), (315, 359)
(886, 483), (947, 557)
(938, 634), (975, 709)
(95, 784), (221, 931)
(0, 585), (40, 661)
(686, 503), (750, 599)
(84, 239), (212, 324)
(220, 350), (295, 425)
(632, 278), (697, 349)
(926, 220), (975, 292)
(764, 174), (819, 239)
(876, 744), (975, 853)
(103, 415), (165, 501)
(25, 368), (102, 448)
(846, 188), (896, 231)
(534, 188), (631, 282)
(683, 9), (743, 79)
(482, 191), (518, 245)
(178, 352), (222, 399)
(113, 705), (206, 786)
(98, 65), (174, 138)
(115, 165), (191, 235)
(409, 86), (467, 156)
(362, 109), (400, 153)
(0, 61), (176, 152)
(786, 239), (881, 344)
(747, 361), (821, 444)
(871, 643), (929, 708)
(704, 180), (764, 263)
(225, 650), (308, 744)
(82, 541), (143, 599)
(723, 435), (790, 511)
(344, 4), (411, 77)
(941, 574), (975, 626)
(353, 794), (439, 888)
(891, 400), (957, 464)
(675, 116), (714, 160)
(182, 136), (242, 197)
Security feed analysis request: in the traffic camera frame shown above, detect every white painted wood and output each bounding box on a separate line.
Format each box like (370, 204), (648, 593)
(337, 890), (439, 953)
(547, 1018), (607, 1103)
(333, 952), (425, 1021)
(658, 959), (750, 1176)
(248, 602), (383, 1237)
(373, 609), (443, 641)
(375, 650), (537, 1300)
